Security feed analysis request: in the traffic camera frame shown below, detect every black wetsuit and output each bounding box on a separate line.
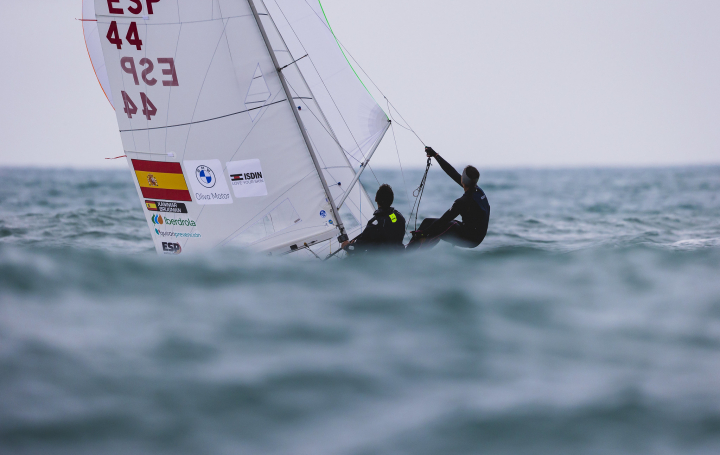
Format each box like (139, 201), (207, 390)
(417, 155), (490, 248)
(351, 206), (406, 253)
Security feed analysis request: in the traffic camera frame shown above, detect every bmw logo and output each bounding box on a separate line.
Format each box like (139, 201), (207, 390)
(195, 165), (216, 188)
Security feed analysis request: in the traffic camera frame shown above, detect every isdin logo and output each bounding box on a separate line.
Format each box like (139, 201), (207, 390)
(152, 214), (164, 225)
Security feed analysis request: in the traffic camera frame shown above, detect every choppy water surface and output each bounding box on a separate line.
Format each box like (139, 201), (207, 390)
(1, 165), (719, 455)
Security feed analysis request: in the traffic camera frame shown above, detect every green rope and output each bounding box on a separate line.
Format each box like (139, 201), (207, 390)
(317, 0), (386, 114)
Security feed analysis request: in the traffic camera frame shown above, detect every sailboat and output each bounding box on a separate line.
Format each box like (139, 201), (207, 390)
(82, 0), (391, 257)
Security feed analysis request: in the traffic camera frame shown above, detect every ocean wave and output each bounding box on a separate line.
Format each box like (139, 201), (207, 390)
(2, 167), (720, 454)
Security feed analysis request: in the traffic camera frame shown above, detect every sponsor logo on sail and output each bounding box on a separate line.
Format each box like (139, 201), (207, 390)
(195, 165), (216, 188)
(132, 160), (192, 202)
(226, 159), (268, 198)
(230, 171), (263, 181)
(162, 242), (182, 254)
(183, 160), (233, 205)
(145, 200), (188, 213)
(155, 228), (201, 239)
(151, 214), (196, 227)
(320, 210), (327, 218)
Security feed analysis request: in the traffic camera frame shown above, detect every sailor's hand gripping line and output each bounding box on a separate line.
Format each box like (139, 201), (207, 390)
(323, 233), (361, 260)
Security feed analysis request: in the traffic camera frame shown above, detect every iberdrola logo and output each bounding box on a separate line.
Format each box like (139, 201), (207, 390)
(151, 214), (196, 227)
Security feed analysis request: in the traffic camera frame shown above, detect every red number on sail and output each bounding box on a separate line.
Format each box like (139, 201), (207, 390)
(140, 93), (157, 120)
(121, 91), (138, 119)
(126, 22), (143, 51)
(128, 0), (143, 15)
(147, 0), (162, 14)
(106, 21), (122, 49)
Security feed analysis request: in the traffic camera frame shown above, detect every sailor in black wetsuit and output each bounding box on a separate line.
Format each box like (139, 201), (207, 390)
(407, 147), (490, 249)
(342, 184), (406, 254)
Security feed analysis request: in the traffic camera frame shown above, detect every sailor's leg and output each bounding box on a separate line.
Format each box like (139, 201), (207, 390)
(424, 222), (482, 249)
(408, 220), (461, 250)
(406, 218), (440, 250)
(417, 218), (439, 231)
(441, 233), (479, 248)
(439, 225), (481, 248)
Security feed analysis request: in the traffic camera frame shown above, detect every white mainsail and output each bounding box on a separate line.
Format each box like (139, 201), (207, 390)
(88, 0), (389, 256)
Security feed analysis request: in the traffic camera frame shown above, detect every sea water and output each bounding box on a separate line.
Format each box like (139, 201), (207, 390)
(0, 165), (719, 455)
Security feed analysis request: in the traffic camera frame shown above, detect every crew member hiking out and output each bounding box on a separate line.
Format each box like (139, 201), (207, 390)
(342, 184), (406, 254)
(407, 147), (490, 250)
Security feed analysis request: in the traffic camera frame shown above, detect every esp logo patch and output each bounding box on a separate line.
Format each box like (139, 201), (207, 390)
(162, 242), (182, 255)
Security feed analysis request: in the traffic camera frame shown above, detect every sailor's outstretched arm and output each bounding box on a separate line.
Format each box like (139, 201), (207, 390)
(426, 147), (462, 187)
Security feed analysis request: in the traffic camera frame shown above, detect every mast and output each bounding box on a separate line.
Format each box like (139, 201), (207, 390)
(247, 0), (348, 243)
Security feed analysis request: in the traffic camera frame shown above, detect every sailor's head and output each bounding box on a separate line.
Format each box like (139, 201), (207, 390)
(375, 184), (394, 208)
(461, 166), (480, 190)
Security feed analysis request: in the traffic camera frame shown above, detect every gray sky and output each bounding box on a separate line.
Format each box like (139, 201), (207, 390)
(1, 0), (719, 169)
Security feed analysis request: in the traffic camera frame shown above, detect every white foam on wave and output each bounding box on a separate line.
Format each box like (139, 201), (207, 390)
(671, 238), (720, 250)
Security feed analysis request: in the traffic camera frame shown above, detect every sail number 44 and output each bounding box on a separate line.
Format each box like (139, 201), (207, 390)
(121, 91), (157, 120)
(118, 56), (178, 121)
(107, 21), (143, 50)
(105, 0), (176, 122)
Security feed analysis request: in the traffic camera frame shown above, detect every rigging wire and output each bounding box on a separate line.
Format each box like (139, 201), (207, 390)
(385, 98), (425, 147)
(389, 121), (412, 212)
(407, 157), (432, 232)
(303, 242), (321, 259)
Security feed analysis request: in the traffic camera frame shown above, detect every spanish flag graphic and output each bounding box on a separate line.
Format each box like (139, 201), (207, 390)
(132, 160), (192, 202)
